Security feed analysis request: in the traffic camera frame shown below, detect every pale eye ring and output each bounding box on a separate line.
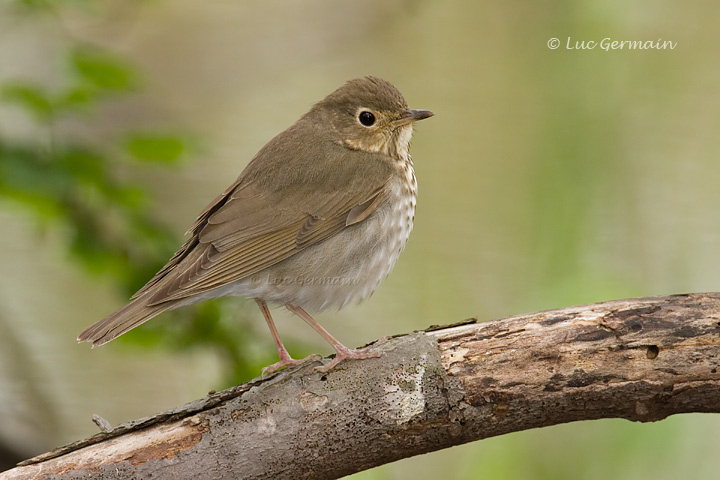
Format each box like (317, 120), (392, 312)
(358, 110), (376, 127)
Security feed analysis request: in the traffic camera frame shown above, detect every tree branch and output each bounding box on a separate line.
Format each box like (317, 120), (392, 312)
(5, 293), (720, 479)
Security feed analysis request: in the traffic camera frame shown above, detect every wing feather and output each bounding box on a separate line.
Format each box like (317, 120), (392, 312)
(136, 132), (396, 306)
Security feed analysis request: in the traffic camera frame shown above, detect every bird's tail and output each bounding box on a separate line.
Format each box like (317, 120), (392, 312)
(77, 293), (177, 347)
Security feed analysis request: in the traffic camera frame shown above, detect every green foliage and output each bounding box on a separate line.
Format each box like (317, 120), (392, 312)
(13, 0), (52, 10)
(70, 47), (138, 92)
(125, 133), (187, 164)
(1, 46), (137, 123)
(0, 0), (259, 385)
(1, 84), (55, 122)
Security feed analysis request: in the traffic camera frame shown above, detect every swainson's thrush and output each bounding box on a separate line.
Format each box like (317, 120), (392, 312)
(78, 76), (433, 373)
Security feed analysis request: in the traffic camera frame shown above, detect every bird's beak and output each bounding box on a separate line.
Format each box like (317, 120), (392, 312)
(392, 109), (434, 126)
(408, 109), (434, 121)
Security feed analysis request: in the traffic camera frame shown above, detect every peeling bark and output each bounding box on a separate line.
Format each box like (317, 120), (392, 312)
(4, 293), (720, 479)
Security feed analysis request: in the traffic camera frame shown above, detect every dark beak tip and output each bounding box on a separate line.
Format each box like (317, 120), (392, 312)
(409, 109), (434, 121)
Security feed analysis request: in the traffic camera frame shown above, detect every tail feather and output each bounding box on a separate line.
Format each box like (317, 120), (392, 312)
(77, 294), (177, 347)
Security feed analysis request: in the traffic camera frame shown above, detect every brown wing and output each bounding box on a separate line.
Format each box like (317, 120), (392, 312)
(134, 139), (394, 306)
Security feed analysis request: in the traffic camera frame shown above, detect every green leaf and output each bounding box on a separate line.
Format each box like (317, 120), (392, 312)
(70, 48), (137, 91)
(2, 83), (55, 121)
(108, 185), (147, 210)
(57, 85), (97, 111)
(56, 147), (105, 182)
(13, 0), (53, 10)
(1, 82), (99, 122)
(0, 144), (73, 196)
(124, 134), (186, 164)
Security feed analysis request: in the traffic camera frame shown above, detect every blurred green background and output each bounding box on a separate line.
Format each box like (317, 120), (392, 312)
(1, 0), (719, 477)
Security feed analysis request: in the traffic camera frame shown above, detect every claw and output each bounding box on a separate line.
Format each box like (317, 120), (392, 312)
(314, 347), (380, 373)
(262, 353), (322, 377)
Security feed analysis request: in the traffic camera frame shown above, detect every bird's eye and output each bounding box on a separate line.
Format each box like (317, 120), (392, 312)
(358, 111), (376, 127)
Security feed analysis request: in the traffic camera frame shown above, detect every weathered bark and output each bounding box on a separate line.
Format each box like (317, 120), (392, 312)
(4, 293), (720, 479)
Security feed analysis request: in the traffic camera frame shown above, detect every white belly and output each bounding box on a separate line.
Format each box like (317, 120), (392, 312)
(224, 166), (416, 311)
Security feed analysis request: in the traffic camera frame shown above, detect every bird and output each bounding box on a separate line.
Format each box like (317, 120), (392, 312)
(78, 76), (433, 374)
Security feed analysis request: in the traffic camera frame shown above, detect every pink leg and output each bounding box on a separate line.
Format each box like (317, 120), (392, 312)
(255, 299), (319, 375)
(285, 303), (380, 372)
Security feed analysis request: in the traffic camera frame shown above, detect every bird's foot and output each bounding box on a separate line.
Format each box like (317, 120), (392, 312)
(315, 346), (380, 373)
(262, 353), (322, 377)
